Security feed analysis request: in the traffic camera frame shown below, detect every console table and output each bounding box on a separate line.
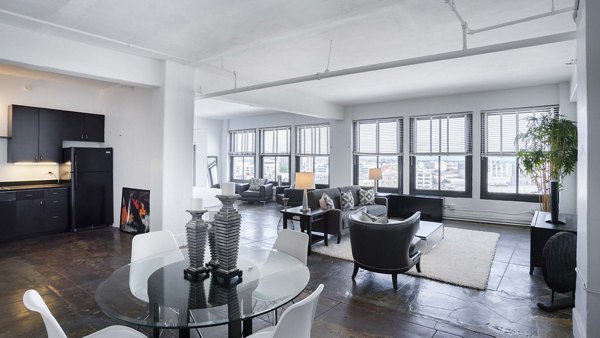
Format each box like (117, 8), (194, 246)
(385, 194), (444, 222)
(530, 211), (577, 274)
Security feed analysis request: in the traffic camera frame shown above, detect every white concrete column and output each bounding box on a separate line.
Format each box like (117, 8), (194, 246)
(574, 0), (600, 336)
(155, 61), (195, 244)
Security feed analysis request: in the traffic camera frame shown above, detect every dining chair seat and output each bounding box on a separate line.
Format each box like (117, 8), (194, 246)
(23, 289), (145, 338)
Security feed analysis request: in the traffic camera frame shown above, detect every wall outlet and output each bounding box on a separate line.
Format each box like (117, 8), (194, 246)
(445, 204), (455, 210)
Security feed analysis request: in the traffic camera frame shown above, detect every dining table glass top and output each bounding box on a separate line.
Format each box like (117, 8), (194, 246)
(95, 246), (310, 329)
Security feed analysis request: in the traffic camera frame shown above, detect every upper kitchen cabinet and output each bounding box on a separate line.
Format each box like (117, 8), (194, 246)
(62, 111), (105, 142)
(7, 105), (62, 163)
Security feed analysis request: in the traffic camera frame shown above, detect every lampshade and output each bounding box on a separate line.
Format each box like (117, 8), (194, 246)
(369, 168), (382, 180)
(295, 172), (315, 189)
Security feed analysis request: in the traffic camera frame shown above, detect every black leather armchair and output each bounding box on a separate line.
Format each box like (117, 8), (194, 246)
(237, 181), (274, 204)
(349, 210), (422, 290)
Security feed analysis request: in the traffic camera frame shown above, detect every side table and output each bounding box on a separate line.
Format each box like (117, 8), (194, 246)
(530, 211), (577, 274)
(281, 206), (328, 255)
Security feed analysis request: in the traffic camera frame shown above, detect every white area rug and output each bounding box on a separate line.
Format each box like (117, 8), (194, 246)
(312, 227), (499, 290)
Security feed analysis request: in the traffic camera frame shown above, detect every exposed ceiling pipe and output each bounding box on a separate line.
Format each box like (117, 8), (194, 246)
(468, 7), (574, 35)
(198, 31), (575, 99)
(445, 0), (469, 49)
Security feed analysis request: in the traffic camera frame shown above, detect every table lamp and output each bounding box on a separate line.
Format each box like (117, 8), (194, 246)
(295, 172), (315, 213)
(369, 168), (382, 193)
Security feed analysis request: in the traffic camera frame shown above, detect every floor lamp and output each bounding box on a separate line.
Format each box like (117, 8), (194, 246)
(295, 172), (315, 213)
(369, 168), (382, 194)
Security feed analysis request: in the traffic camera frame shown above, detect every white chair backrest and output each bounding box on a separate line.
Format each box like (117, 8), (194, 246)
(23, 290), (68, 338)
(131, 230), (183, 262)
(273, 229), (309, 265)
(272, 284), (324, 338)
(129, 230), (184, 302)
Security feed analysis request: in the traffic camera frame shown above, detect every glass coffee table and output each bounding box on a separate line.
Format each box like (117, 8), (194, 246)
(416, 220), (444, 253)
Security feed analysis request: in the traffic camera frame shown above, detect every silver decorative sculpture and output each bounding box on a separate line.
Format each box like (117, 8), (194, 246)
(213, 194), (243, 285)
(206, 221), (218, 270)
(184, 210), (210, 281)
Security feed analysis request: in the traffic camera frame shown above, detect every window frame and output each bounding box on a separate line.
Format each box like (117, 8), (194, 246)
(259, 127), (291, 185)
(409, 112), (473, 197)
(295, 124), (330, 187)
(352, 118), (403, 193)
(480, 106), (557, 202)
(229, 129), (256, 182)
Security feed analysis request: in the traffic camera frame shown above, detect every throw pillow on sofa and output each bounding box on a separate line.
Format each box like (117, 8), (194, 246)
(249, 178), (267, 191)
(359, 211), (389, 224)
(319, 193), (335, 209)
(340, 190), (355, 210)
(358, 188), (375, 206)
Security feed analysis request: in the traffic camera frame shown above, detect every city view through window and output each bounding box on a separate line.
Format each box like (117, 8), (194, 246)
(415, 155), (466, 191)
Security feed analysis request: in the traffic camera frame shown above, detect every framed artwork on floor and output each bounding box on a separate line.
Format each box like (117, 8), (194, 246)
(120, 187), (150, 235)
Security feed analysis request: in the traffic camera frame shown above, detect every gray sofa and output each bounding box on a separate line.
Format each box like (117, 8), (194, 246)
(307, 185), (388, 243)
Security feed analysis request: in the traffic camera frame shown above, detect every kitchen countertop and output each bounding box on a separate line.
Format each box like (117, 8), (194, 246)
(0, 182), (70, 191)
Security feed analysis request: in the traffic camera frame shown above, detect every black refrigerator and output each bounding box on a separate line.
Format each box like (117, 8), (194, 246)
(60, 147), (113, 232)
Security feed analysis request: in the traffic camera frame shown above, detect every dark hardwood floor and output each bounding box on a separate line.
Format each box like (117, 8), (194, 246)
(0, 202), (573, 337)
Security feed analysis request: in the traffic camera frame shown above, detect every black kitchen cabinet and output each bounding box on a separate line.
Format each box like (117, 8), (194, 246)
(0, 187), (68, 242)
(15, 190), (44, 237)
(62, 111), (105, 142)
(7, 105), (63, 163)
(43, 188), (68, 232)
(0, 192), (17, 242)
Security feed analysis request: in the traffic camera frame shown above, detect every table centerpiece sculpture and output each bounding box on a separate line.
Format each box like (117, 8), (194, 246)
(212, 194), (243, 285)
(184, 209), (210, 281)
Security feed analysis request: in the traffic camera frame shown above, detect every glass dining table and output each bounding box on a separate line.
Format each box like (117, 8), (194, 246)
(95, 246), (310, 338)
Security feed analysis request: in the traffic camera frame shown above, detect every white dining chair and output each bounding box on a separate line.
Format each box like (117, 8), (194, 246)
(129, 230), (184, 302)
(248, 284), (324, 338)
(273, 229), (309, 265)
(23, 289), (146, 338)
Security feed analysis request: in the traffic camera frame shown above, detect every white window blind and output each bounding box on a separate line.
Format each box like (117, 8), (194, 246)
(481, 105), (558, 156)
(260, 127), (290, 154)
(229, 129), (256, 155)
(296, 124), (330, 155)
(410, 113), (472, 155)
(353, 119), (402, 155)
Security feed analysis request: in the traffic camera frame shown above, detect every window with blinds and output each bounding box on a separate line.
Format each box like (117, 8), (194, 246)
(230, 129), (256, 180)
(230, 129), (256, 155)
(409, 113), (473, 196)
(296, 124), (330, 185)
(296, 124), (329, 155)
(260, 127), (291, 184)
(480, 105), (557, 200)
(353, 119), (403, 191)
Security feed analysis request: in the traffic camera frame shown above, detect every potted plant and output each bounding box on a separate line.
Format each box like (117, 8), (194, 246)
(517, 114), (577, 224)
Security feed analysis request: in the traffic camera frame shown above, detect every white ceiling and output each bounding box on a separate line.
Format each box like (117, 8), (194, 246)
(0, 0), (577, 118)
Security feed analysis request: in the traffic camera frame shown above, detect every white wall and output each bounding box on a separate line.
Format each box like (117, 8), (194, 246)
(99, 85), (160, 231)
(193, 116), (222, 187)
(574, 0), (600, 336)
(225, 83), (576, 225)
